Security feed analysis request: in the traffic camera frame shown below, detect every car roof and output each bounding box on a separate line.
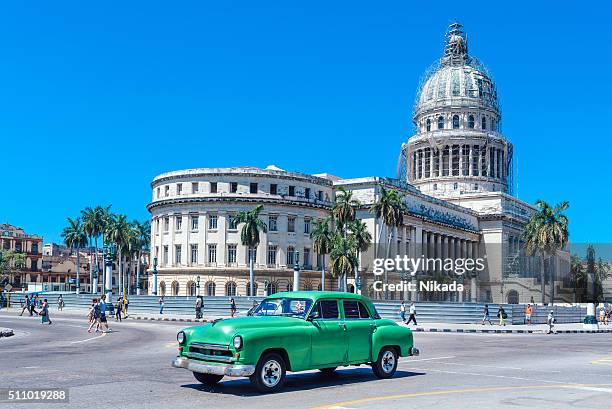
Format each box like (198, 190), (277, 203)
(265, 291), (367, 302)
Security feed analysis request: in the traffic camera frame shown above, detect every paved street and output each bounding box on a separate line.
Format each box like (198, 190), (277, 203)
(1, 310), (612, 409)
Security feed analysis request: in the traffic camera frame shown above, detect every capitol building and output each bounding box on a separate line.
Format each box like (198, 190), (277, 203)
(147, 24), (569, 304)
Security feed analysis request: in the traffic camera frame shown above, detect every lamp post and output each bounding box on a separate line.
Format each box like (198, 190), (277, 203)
(104, 243), (116, 304)
(196, 275), (200, 296)
(92, 265), (99, 295)
(293, 250), (300, 292)
(151, 257), (158, 296)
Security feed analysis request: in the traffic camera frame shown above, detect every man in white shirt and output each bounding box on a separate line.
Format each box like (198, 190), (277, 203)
(407, 302), (417, 326)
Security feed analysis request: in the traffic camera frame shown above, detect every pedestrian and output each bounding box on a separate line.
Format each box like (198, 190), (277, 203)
(497, 306), (506, 326)
(195, 296), (203, 319)
(29, 295), (39, 316)
(230, 298), (236, 318)
(87, 298), (97, 324)
(97, 294), (111, 333)
(482, 304), (492, 325)
(0, 292), (5, 311)
(547, 310), (556, 334)
(88, 298), (101, 333)
(115, 296), (123, 322)
(599, 307), (605, 325)
(19, 294), (29, 316)
(399, 301), (406, 323)
(123, 296), (129, 318)
(58, 294), (65, 311)
(525, 303), (533, 325)
(407, 302), (418, 326)
(530, 296), (535, 305)
(159, 296), (165, 314)
(40, 298), (52, 325)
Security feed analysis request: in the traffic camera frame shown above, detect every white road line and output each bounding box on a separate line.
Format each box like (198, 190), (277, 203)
(400, 356), (455, 362)
(70, 333), (107, 344)
(571, 386), (612, 394)
(436, 362), (562, 373)
(408, 366), (572, 385)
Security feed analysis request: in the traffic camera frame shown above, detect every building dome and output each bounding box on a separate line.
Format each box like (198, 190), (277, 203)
(413, 23), (499, 119)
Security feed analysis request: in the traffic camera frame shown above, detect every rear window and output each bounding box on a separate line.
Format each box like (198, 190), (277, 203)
(343, 300), (371, 319)
(316, 300), (339, 319)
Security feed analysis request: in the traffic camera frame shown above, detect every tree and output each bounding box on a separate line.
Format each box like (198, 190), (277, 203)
(105, 214), (131, 296)
(234, 205), (267, 297)
(131, 220), (151, 295)
(310, 217), (332, 291)
(332, 187), (359, 233)
(369, 187), (406, 299)
(348, 219), (372, 293)
(81, 205), (110, 293)
(329, 233), (359, 292)
(569, 254), (586, 303)
(523, 200), (569, 305)
(595, 257), (612, 303)
(61, 217), (88, 294)
(0, 250), (26, 288)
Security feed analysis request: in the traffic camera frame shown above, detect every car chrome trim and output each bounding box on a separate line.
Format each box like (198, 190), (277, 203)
(190, 342), (230, 351)
(186, 352), (234, 363)
(410, 347), (420, 356)
(172, 357), (255, 377)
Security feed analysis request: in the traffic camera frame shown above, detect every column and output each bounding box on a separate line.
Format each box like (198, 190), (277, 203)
(468, 145), (473, 177)
(429, 149), (434, 178)
(436, 234), (442, 273)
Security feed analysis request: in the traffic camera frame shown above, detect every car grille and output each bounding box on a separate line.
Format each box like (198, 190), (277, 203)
(187, 342), (233, 362)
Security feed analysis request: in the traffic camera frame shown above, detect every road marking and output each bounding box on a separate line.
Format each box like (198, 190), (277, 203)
(407, 366), (570, 385)
(70, 332), (107, 344)
(22, 366), (39, 369)
(400, 356), (455, 362)
(434, 362), (562, 373)
(591, 355), (612, 366)
(572, 386), (612, 393)
(308, 383), (612, 409)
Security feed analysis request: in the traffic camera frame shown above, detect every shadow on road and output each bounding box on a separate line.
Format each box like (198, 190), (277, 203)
(181, 368), (426, 396)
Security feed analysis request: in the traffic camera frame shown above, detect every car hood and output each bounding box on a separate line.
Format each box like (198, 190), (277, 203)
(184, 316), (308, 345)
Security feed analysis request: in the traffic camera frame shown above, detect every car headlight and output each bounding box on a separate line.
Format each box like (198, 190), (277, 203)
(177, 331), (186, 344)
(233, 335), (243, 350)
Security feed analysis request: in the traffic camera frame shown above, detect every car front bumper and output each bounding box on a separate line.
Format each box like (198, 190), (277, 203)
(410, 347), (420, 356)
(172, 356), (256, 377)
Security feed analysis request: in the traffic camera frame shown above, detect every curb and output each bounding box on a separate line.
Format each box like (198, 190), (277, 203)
(413, 327), (612, 334)
(129, 316), (209, 323)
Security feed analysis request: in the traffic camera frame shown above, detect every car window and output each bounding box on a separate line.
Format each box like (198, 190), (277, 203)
(343, 301), (360, 319)
(316, 300), (339, 319)
(358, 302), (371, 318)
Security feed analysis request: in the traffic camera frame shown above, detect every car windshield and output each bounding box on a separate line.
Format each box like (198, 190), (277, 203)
(251, 298), (313, 319)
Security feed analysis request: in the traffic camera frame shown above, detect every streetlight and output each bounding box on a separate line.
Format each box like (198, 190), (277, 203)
(196, 275), (200, 296)
(151, 257), (158, 296)
(104, 243), (117, 304)
(293, 250), (300, 292)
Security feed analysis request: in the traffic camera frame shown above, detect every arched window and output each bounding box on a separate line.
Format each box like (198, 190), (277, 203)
(426, 119), (431, 132)
(452, 115), (459, 129)
(187, 281), (196, 296)
(468, 115), (475, 129)
(303, 281), (312, 291)
(491, 118), (496, 131)
(159, 281), (166, 296)
(437, 116), (444, 130)
(286, 282), (293, 292)
(171, 281), (179, 296)
(206, 281), (216, 296)
(507, 290), (519, 304)
(266, 282), (278, 295)
(481, 116), (487, 130)
(225, 281), (237, 296)
(246, 282), (258, 296)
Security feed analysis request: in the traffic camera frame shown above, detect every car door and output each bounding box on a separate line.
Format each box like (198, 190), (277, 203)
(342, 300), (374, 363)
(310, 299), (348, 367)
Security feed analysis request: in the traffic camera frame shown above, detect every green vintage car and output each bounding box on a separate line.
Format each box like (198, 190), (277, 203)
(171, 291), (419, 392)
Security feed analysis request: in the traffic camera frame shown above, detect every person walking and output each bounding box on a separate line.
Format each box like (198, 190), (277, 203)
(57, 294), (65, 311)
(115, 296), (123, 322)
(98, 294), (111, 333)
(497, 305), (506, 326)
(407, 302), (418, 326)
(547, 310), (556, 334)
(29, 296), (39, 316)
(525, 304), (533, 325)
(87, 298), (97, 325)
(40, 298), (52, 325)
(88, 299), (101, 333)
(230, 298), (236, 318)
(19, 294), (30, 316)
(482, 304), (492, 325)
(123, 296), (129, 318)
(159, 296), (165, 314)
(195, 296), (203, 319)
(399, 301), (406, 323)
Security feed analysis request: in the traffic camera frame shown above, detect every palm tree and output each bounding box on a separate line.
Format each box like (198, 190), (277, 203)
(369, 187), (406, 299)
(569, 254), (586, 303)
(348, 219), (372, 293)
(62, 217), (88, 294)
(131, 220), (151, 295)
(105, 214), (131, 296)
(329, 233), (359, 292)
(310, 217), (332, 291)
(234, 205), (267, 297)
(523, 200), (569, 305)
(332, 187), (359, 233)
(81, 207), (97, 293)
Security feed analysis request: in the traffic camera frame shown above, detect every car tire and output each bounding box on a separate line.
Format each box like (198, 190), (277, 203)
(372, 346), (398, 379)
(250, 352), (287, 393)
(193, 372), (224, 385)
(319, 367), (337, 376)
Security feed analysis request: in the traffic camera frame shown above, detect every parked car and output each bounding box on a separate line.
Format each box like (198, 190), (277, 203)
(172, 291), (419, 392)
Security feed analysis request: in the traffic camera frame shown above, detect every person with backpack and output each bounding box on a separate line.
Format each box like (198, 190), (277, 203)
(497, 305), (507, 326)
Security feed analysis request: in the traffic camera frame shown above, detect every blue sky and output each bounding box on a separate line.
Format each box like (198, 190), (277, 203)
(1, 1), (610, 248)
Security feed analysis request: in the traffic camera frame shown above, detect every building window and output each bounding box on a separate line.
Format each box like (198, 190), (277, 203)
(31, 243), (38, 255)
(267, 245), (277, 266)
(156, 187), (160, 198)
(481, 116), (487, 130)
(208, 215), (218, 230)
(250, 182), (258, 193)
(226, 281), (237, 296)
(268, 216), (278, 231)
(208, 244), (217, 263)
(317, 190), (324, 201)
(227, 244), (237, 264)
(175, 245), (182, 264)
(474, 183), (479, 190)
(304, 219), (311, 234)
(192, 182), (199, 193)
(437, 116), (444, 129)
(286, 282), (293, 292)
(303, 248), (310, 268)
(164, 217), (169, 232)
(267, 282), (278, 295)
(442, 146), (449, 176)
(453, 182), (458, 190)
(288, 186), (295, 196)
(304, 187), (310, 199)
(171, 281), (179, 296)
(190, 244), (198, 264)
(287, 217), (295, 233)
(472, 145), (480, 176)
(433, 183), (437, 191)
(468, 115), (475, 129)
(177, 183), (182, 195)
(426, 118), (431, 132)
(175, 216), (182, 231)
(286, 246), (295, 266)
(246, 282), (258, 296)
(210, 182), (217, 193)
(228, 214), (238, 230)
(206, 282), (216, 296)
(462, 145), (470, 176)
(270, 184), (277, 195)
(230, 182), (238, 193)
(191, 215), (199, 230)
(163, 246), (168, 264)
(492, 118), (496, 131)
(165, 186), (169, 197)
(452, 115), (459, 129)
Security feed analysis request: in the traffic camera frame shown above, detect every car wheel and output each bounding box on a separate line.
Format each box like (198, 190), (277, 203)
(193, 372), (224, 385)
(372, 347), (398, 379)
(319, 367), (337, 376)
(250, 352), (287, 393)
